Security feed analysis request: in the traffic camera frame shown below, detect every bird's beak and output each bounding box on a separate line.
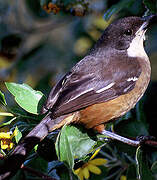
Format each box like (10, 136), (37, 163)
(135, 15), (157, 37)
(140, 14), (157, 30)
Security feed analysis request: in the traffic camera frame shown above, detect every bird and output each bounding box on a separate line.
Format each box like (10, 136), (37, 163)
(41, 15), (155, 146)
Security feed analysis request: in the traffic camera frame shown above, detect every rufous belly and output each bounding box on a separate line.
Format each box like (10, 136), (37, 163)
(50, 58), (151, 133)
(79, 60), (151, 132)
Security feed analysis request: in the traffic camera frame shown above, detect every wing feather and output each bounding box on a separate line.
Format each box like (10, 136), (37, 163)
(43, 55), (142, 117)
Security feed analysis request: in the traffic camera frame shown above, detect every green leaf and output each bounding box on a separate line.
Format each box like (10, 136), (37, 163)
(14, 126), (22, 143)
(0, 90), (7, 106)
(56, 125), (74, 168)
(5, 82), (46, 115)
(55, 125), (97, 168)
(0, 117), (16, 128)
(143, 0), (157, 14)
(27, 156), (48, 173)
(104, 0), (135, 20)
(34, 144), (38, 152)
(136, 146), (154, 180)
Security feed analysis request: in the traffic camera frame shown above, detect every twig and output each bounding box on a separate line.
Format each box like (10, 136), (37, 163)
(1, 113), (157, 179)
(145, 140), (157, 146)
(0, 114), (52, 179)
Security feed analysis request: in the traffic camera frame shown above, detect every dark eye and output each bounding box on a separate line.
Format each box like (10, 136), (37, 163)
(124, 29), (133, 36)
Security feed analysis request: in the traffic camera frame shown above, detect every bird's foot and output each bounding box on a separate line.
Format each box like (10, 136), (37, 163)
(136, 135), (156, 145)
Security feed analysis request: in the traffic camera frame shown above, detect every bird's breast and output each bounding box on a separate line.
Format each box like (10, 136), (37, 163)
(78, 57), (151, 131)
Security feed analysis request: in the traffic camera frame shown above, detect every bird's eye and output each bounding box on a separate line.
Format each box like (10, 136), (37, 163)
(124, 29), (133, 36)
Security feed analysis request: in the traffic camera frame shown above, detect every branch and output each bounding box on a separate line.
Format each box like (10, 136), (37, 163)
(1, 113), (157, 179)
(145, 140), (157, 146)
(1, 153), (56, 179)
(0, 114), (54, 179)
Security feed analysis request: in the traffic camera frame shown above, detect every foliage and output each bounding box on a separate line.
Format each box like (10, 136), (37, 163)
(0, 0), (157, 180)
(5, 82), (46, 115)
(0, 90), (6, 106)
(55, 125), (98, 168)
(136, 147), (154, 180)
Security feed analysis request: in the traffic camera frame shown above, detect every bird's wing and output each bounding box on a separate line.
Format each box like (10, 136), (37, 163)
(43, 56), (141, 117)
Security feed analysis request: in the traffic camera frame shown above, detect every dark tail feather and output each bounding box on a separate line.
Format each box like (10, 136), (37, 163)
(0, 112), (57, 179)
(27, 112), (53, 140)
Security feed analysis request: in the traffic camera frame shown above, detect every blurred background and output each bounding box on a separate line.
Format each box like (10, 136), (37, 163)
(0, 0), (157, 136)
(1, 0), (157, 179)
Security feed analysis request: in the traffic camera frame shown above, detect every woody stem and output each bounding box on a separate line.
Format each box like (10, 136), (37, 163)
(101, 130), (140, 146)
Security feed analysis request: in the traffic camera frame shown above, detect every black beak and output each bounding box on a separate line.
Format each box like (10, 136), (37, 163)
(141, 14), (157, 29)
(142, 14), (156, 22)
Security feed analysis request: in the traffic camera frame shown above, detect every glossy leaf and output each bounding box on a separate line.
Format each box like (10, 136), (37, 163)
(0, 90), (7, 106)
(136, 146), (154, 180)
(55, 125), (74, 168)
(5, 82), (46, 115)
(14, 126), (22, 143)
(0, 117), (16, 128)
(55, 125), (97, 168)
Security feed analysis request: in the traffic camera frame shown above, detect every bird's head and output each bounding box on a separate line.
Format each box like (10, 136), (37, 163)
(96, 15), (156, 58)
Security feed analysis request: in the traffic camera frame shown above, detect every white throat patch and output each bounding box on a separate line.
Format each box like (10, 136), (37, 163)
(127, 29), (148, 59)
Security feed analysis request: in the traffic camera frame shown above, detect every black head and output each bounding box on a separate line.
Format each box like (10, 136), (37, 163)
(96, 15), (155, 51)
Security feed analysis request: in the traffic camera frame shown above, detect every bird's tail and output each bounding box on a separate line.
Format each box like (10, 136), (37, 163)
(28, 110), (80, 143)
(45, 111), (80, 132)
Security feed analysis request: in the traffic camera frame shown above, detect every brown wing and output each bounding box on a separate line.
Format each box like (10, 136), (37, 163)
(42, 55), (141, 117)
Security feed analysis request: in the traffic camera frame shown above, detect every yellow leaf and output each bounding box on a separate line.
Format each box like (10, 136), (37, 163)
(89, 158), (107, 165)
(0, 112), (14, 117)
(87, 164), (101, 175)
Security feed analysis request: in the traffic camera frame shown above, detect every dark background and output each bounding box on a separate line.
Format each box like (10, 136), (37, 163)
(1, 0), (157, 179)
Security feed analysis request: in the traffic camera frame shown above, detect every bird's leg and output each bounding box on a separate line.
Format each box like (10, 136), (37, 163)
(101, 130), (140, 146)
